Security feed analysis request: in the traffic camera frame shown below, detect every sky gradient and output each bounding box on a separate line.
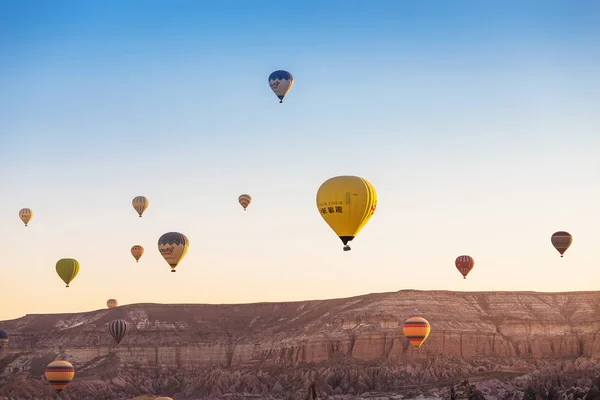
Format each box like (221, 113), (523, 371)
(1, 0), (599, 320)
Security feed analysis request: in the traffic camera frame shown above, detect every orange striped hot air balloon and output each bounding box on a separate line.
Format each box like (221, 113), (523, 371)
(402, 316), (431, 350)
(131, 245), (144, 262)
(45, 360), (75, 393)
(455, 255), (474, 279)
(551, 231), (572, 257)
(238, 194), (252, 211)
(132, 196), (149, 217)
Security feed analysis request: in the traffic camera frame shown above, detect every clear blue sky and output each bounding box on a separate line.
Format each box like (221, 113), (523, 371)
(1, 0), (599, 320)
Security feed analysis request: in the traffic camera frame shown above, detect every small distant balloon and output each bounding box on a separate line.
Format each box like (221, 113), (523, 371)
(19, 208), (33, 227)
(56, 258), (80, 288)
(131, 245), (144, 262)
(108, 319), (129, 345)
(268, 70), (294, 103)
(455, 255), (474, 279)
(402, 316), (431, 350)
(0, 329), (8, 350)
(106, 299), (118, 309)
(132, 196), (149, 217)
(551, 231), (572, 257)
(45, 360), (75, 393)
(158, 232), (190, 272)
(238, 194), (252, 211)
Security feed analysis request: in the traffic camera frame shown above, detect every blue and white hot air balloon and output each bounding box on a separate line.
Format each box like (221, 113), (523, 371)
(268, 70), (294, 103)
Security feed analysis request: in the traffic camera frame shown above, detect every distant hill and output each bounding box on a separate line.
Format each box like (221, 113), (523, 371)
(1, 289), (600, 399)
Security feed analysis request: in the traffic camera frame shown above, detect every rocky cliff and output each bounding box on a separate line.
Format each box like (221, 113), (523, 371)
(1, 289), (600, 399)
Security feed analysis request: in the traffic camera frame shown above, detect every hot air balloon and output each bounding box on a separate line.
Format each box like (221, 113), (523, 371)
(455, 255), (474, 279)
(238, 194), (252, 211)
(107, 299), (118, 309)
(316, 176), (377, 251)
(19, 208), (33, 227)
(108, 319), (129, 345)
(158, 232), (189, 272)
(268, 70), (294, 103)
(551, 231), (572, 257)
(45, 360), (75, 393)
(402, 316), (431, 350)
(131, 245), (144, 262)
(0, 329), (8, 350)
(132, 196), (149, 217)
(56, 258), (80, 288)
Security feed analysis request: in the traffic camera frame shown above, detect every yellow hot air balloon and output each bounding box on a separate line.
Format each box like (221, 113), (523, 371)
(158, 232), (189, 272)
(132, 196), (149, 217)
(402, 316), (431, 350)
(238, 194), (252, 211)
(107, 299), (118, 309)
(316, 176), (377, 251)
(19, 208), (33, 227)
(56, 258), (80, 288)
(45, 360), (75, 393)
(131, 245), (144, 262)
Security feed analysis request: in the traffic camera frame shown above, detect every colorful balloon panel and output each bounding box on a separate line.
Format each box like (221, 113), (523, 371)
(108, 319), (129, 344)
(158, 232), (190, 272)
(19, 208), (33, 227)
(268, 70), (294, 103)
(455, 255), (474, 279)
(45, 360), (75, 393)
(132, 196), (149, 217)
(316, 175), (377, 251)
(551, 231), (572, 257)
(56, 258), (80, 288)
(238, 194), (252, 211)
(402, 317), (431, 349)
(131, 245), (144, 262)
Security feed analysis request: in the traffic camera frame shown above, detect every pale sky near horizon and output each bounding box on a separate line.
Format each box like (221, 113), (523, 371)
(1, 0), (599, 321)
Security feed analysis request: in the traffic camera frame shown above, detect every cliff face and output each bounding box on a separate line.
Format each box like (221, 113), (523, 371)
(1, 289), (600, 399)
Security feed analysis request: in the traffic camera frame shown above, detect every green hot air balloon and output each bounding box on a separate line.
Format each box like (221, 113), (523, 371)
(56, 258), (80, 288)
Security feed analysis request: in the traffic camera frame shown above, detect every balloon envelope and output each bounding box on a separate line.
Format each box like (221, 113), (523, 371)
(316, 176), (377, 251)
(108, 319), (129, 344)
(551, 231), (572, 257)
(45, 360), (75, 393)
(0, 329), (8, 350)
(132, 196), (149, 217)
(19, 208), (33, 226)
(455, 255), (474, 279)
(56, 258), (80, 288)
(238, 194), (252, 211)
(268, 70), (294, 103)
(131, 245), (144, 262)
(107, 299), (118, 309)
(158, 232), (190, 272)
(402, 316), (431, 349)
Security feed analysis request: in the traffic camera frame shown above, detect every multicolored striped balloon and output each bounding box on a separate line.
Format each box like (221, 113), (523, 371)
(45, 360), (75, 393)
(238, 194), (252, 211)
(108, 319), (129, 345)
(18, 208), (33, 227)
(402, 316), (431, 350)
(455, 255), (474, 279)
(551, 231), (572, 257)
(132, 196), (149, 217)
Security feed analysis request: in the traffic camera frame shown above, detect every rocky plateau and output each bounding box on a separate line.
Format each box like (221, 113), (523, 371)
(1, 289), (600, 399)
